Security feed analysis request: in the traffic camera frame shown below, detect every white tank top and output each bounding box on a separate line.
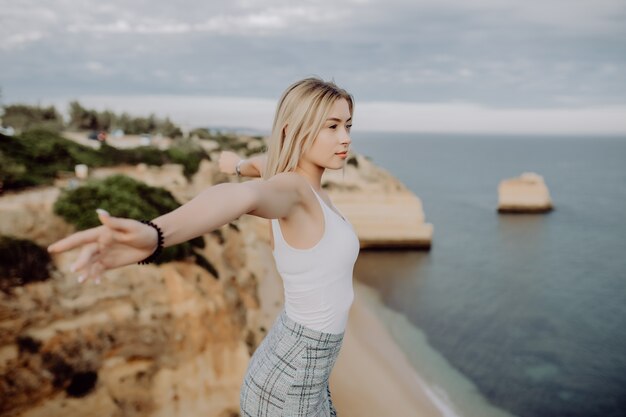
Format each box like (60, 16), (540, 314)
(271, 183), (360, 334)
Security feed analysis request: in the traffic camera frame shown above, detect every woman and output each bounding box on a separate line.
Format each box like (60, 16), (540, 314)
(47, 77), (359, 416)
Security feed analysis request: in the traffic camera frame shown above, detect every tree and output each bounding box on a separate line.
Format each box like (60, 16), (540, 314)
(1, 104), (64, 133)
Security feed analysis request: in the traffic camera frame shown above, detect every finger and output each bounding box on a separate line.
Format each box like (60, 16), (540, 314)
(48, 227), (102, 253)
(89, 262), (105, 285)
(105, 223), (138, 244)
(70, 242), (99, 273)
(96, 209), (139, 232)
(96, 212), (135, 244)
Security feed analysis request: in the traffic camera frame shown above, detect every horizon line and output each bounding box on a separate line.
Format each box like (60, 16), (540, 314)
(6, 94), (626, 136)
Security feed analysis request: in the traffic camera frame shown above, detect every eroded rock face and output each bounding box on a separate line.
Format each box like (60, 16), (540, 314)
(0, 244), (259, 417)
(0, 163), (262, 416)
(498, 172), (554, 213)
(0, 187), (74, 248)
(0, 148), (433, 416)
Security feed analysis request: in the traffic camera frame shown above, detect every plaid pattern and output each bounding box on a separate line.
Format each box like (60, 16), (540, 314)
(240, 309), (344, 416)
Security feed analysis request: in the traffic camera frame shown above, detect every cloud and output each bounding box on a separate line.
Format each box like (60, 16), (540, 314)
(383, 0), (626, 35)
(84, 61), (115, 75)
(61, 3), (350, 36)
(1, 0), (625, 118)
(1, 31), (45, 51)
(0, 4), (57, 50)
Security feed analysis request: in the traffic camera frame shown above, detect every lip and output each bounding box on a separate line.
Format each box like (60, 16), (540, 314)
(336, 152), (348, 158)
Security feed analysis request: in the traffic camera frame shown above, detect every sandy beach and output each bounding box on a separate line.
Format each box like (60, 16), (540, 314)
(331, 283), (451, 417)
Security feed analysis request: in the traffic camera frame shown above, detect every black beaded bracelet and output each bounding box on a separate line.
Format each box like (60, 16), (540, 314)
(137, 220), (164, 264)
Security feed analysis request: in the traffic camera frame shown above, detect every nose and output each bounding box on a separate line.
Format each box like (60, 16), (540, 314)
(340, 126), (351, 145)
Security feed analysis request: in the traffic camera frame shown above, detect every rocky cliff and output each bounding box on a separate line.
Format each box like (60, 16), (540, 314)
(0, 151), (432, 416)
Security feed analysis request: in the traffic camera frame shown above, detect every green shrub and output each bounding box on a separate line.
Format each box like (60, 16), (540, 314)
(52, 175), (214, 270)
(0, 235), (53, 291)
(67, 101), (99, 131)
(1, 104), (64, 133)
(97, 142), (167, 167)
(68, 101), (183, 137)
(0, 130), (104, 190)
(165, 137), (207, 178)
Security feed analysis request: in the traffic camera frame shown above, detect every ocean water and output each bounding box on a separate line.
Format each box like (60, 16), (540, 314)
(349, 132), (626, 417)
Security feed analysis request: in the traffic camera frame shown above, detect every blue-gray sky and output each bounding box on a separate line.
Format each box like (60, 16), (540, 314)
(2, 0), (625, 133)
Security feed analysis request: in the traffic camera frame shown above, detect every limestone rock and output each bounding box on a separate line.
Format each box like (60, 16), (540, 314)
(0, 187), (74, 247)
(322, 153), (433, 249)
(0, 184), (258, 417)
(0, 146), (434, 417)
(498, 172), (553, 213)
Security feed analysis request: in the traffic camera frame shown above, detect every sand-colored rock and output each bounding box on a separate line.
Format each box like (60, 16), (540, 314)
(498, 172), (553, 213)
(0, 148), (440, 417)
(0, 187), (74, 247)
(0, 167), (257, 416)
(323, 153), (433, 249)
(0, 247), (254, 416)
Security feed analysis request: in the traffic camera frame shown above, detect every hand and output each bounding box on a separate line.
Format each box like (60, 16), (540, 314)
(218, 151), (241, 175)
(47, 209), (159, 284)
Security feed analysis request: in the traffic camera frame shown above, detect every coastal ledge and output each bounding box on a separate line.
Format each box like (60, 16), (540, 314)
(0, 141), (437, 417)
(322, 152), (433, 250)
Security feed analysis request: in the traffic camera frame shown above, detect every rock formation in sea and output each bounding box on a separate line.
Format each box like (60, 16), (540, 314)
(497, 172), (554, 213)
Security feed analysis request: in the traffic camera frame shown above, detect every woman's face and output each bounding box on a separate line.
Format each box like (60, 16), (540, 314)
(302, 98), (352, 170)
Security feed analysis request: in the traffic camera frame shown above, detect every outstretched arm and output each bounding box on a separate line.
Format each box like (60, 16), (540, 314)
(152, 181), (255, 248)
(47, 172), (302, 283)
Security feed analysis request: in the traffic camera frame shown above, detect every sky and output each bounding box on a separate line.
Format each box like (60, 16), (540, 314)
(1, 0), (625, 134)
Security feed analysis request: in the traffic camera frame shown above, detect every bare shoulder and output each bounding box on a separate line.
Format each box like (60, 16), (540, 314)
(252, 171), (308, 196)
(244, 172), (308, 219)
(268, 171), (307, 188)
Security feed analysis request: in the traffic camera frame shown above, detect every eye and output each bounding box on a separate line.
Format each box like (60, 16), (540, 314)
(329, 125), (337, 130)
(346, 124), (352, 130)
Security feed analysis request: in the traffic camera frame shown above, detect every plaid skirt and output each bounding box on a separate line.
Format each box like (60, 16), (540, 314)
(240, 309), (345, 417)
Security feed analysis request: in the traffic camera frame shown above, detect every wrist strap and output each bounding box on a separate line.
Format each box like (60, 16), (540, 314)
(137, 220), (164, 264)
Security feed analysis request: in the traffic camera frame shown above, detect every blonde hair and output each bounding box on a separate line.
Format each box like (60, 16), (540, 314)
(262, 77), (354, 180)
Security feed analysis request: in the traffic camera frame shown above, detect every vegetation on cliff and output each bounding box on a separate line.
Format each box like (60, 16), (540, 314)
(53, 174), (217, 275)
(1, 102), (182, 137)
(1, 103), (267, 193)
(67, 101), (183, 137)
(0, 130), (209, 191)
(1, 104), (65, 133)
